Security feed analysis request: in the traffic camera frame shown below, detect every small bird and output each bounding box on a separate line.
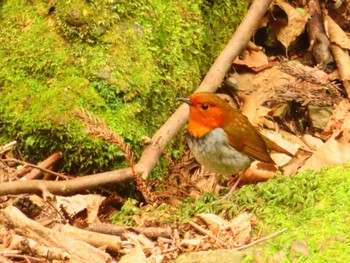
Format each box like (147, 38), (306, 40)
(179, 92), (293, 198)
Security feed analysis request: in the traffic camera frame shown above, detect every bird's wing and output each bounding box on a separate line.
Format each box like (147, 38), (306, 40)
(226, 114), (275, 164)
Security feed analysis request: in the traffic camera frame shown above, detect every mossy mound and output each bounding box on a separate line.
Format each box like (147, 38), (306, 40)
(189, 165), (350, 261)
(0, 0), (247, 174)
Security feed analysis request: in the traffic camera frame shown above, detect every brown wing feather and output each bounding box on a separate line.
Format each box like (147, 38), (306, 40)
(225, 110), (275, 164)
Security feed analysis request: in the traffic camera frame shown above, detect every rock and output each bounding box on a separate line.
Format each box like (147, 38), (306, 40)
(224, 77), (238, 89)
(252, 249), (265, 263)
(308, 105), (333, 130)
(319, 236), (346, 252)
(174, 249), (245, 263)
(268, 250), (285, 263)
(97, 66), (117, 84)
(290, 241), (309, 256)
(273, 104), (290, 123)
(134, 23), (144, 36)
(97, 66), (112, 80)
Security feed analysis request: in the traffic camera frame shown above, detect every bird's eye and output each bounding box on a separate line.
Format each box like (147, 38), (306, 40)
(201, 104), (209, 110)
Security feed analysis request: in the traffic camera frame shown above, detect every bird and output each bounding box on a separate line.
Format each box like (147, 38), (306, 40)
(178, 92), (293, 199)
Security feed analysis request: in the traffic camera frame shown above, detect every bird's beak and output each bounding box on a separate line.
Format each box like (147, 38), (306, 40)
(177, 97), (193, 106)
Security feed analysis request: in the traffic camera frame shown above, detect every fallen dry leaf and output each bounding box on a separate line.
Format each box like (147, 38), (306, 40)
(56, 194), (105, 224)
(282, 150), (312, 176)
(301, 134), (324, 151)
(322, 99), (350, 138)
(233, 50), (269, 69)
(325, 15), (350, 50)
(260, 129), (299, 166)
(119, 243), (147, 263)
(240, 94), (258, 123)
(195, 213), (228, 235)
(227, 212), (257, 246)
(271, 0), (308, 49)
(180, 238), (205, 250)
(330, 45), (350, 91)
(300, 115), (350, 171)
(243, 161), (277, 182)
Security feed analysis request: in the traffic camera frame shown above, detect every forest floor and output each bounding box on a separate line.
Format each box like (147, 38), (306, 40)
(1, 0), (350, 262)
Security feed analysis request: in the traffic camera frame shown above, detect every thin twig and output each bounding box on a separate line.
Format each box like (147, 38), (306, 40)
(2, 254), (46, 262)
(2, 159), (70, 180)
(230, 227), (288, 252)
(188, 221), (227, 247)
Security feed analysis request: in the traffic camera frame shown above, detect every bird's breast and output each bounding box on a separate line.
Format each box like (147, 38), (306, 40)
(188, 128), (251, 175)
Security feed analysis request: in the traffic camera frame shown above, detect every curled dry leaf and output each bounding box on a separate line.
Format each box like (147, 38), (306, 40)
(324, 15), (350, 50)
(330, 45), (350, 93)
(123, 232), (154, 250)
(240, 94), (258, 123)
(193, 171), (222, 195)
(271, 0), (308, 49)
(240, 89), (274, 127)
(325, 13), (350, 94)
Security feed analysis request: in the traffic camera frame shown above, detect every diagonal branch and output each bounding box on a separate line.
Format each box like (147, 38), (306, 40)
(0, 0), (273, 196)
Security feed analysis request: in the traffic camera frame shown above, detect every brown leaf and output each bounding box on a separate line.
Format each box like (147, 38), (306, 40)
(300, 115), (350, 171)
(56, 194), (105, 224)
(322, 99), (350, 138)
(282, 150), (312, 176)
(271, 0), (308, 49)
(242, 161), (277, 182)
(301, 134), (324, 151)
(324, 15), (350, 50)
(260, 129), (300, 166)
(119, 243), (147, 263)
(196, 213), (228, 235)
(228, 212), (257, 245)
(330, 45), (350, 84)
(233, 50), (269, 69)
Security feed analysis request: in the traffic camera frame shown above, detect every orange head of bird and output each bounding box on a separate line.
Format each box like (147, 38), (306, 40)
(178, 92), (233, 138)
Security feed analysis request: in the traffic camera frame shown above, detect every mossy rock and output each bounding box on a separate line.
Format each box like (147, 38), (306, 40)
(0, 0), (248, 175)
(55, 0), (119, 43)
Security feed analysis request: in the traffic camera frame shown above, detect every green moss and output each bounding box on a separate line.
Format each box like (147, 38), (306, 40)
(111, 199), (141, 226)
(0, 0), (247, 174)
(175, 165), (350, 262)
(254, 166), (350, 262)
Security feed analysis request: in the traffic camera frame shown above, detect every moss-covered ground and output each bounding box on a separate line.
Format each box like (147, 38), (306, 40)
(246, 165), (350, 262)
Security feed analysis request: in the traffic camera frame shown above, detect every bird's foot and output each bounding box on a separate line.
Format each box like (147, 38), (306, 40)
(220, 175), (242, 200)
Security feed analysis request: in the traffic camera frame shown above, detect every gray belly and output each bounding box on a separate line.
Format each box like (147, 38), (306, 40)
(188, 128), (251, 175)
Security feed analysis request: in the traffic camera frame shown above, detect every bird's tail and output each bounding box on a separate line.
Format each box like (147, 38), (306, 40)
(261, 134), (295, 158)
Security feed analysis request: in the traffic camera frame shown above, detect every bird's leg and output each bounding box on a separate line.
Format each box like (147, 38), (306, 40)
(220, 173), (243, 200)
